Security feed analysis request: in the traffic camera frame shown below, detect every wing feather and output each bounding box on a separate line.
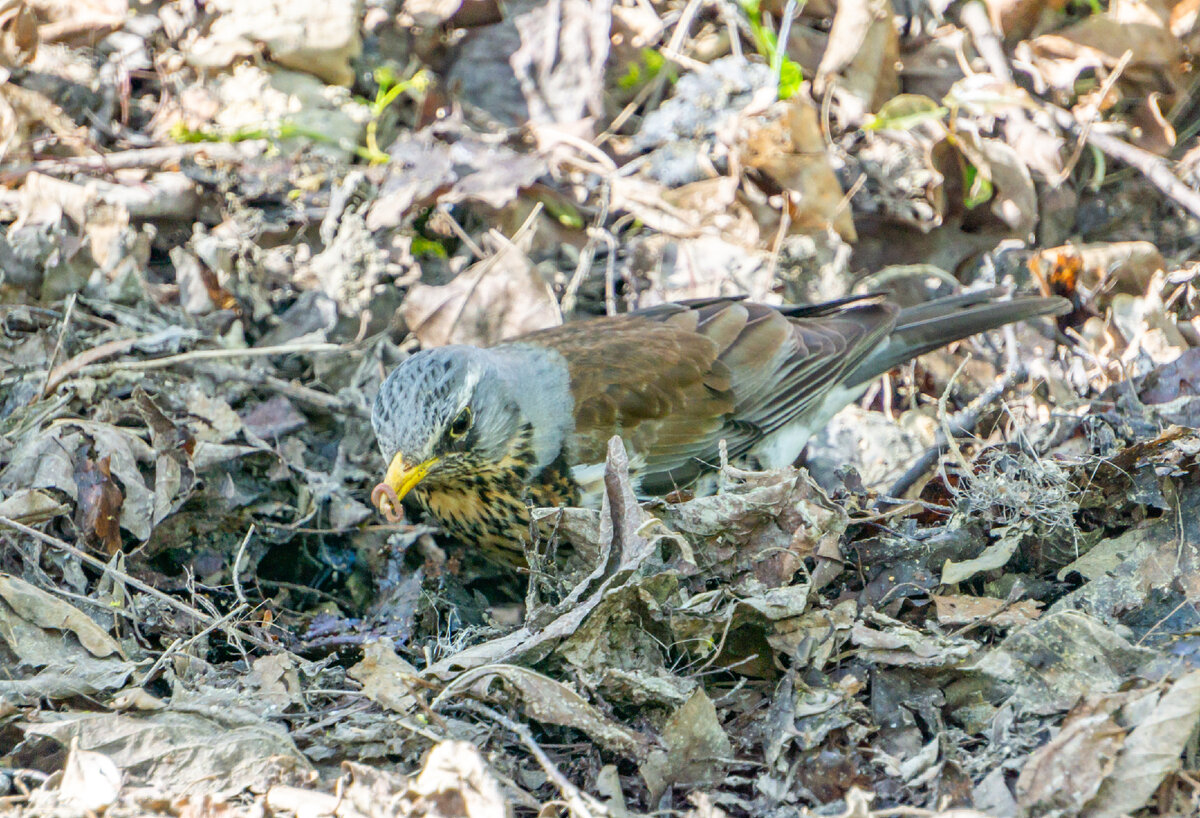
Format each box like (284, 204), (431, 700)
(509, 290), (1064, 495)
(516, 297), (898, 492)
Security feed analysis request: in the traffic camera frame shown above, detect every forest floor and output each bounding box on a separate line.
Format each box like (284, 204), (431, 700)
(3, 0), (1200, 815)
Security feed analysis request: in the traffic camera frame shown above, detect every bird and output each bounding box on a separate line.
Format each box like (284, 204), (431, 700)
(370, 288), (1068, 563)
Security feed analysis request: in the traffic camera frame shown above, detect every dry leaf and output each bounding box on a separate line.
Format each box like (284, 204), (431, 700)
(74, 455), (123, 554)
(401, 237), (560, 347)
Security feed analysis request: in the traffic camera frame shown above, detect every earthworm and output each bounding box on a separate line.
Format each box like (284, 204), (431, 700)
(371, 482), (404, 522)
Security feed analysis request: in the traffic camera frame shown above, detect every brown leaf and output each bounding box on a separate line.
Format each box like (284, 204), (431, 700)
(640, 688), (733, 802)
(1016, 692), (1127, 814)
(931, 594), (1043, 629)
(74, 455), (123, 554)
(813, 0), (900, 114)
(0, 0), (38, 68)
(239, 395), (306, 440)
(738, 98), (857, 242)
(366, 129), (547, 230)
(1085, 671), (1200, 818)
(401, 236), (560, 347)
(984, 0), (1064, 41)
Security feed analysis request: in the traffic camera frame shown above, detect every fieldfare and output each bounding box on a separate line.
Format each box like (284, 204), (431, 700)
(370, 289), (1067, 563)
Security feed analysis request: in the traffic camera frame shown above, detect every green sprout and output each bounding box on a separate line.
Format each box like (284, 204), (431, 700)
(360, 67), (432, 165)
(963, 163), (994, 209)
(618, 48), (675, 91)
(169, 119), (342, 152)
(171, 67), (431, 165)
(411, 236), (448, 258)
(740, 0), (804, 99)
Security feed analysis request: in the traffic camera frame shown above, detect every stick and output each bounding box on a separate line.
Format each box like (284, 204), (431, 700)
(39, 294), (77, 398)
(887, 344), (1025, 498)
(65, 341), (343, 377)
(0, 515), (285, 654)
(0, 142), (255, 185)
(456, 701), (611, 818)
(1047, 104), (1200, 221)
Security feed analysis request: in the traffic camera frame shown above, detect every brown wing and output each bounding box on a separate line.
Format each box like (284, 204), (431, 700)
(517, 296), (899, 491)
(517, 303), (737, 471)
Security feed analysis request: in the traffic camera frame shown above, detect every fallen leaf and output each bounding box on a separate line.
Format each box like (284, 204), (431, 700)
(640, 687), (733, 802)
(932, 594), (1042, 629)
(402, 234), (560, 347)
(58, 738), (122, 812)
(74, 455), (123, 553)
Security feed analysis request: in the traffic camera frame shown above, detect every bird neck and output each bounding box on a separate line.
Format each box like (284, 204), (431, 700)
(487, 343), (574, 474)
(409, 423), (580, 564)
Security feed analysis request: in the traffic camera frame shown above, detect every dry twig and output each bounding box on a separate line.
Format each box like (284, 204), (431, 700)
(0, 515), (286, 654)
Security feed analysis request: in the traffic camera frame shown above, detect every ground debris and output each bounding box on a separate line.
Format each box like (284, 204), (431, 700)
(1, 0), (1199, 815)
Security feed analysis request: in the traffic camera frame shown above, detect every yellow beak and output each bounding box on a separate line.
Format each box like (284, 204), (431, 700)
(384, 453), (437, 502)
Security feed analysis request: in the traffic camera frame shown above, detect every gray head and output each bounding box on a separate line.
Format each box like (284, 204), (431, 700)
(370, 344), (574, 505)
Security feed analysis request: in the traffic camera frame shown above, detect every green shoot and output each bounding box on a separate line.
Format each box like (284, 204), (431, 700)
(739, 0), (804, 99)
(963, 163), (994, 208)
(361, 68), (432, 165)
(618, 48), (675, 91)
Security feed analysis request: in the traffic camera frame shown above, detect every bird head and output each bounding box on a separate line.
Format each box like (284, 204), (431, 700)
(369, 345), (572, 521)
(370, 346), (522, 519)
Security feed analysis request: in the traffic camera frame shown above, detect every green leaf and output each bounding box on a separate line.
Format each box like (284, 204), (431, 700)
(778, 59), (803, 98)
(963, 163), (994, 209)
(642, 48), (665, 74)
(865, 94), (948, 131)
(411, 237), (448, 258)
(618, 62), (642, 91)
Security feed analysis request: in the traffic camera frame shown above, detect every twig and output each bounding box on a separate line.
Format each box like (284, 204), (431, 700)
(535, 126), (618, 173)
(1046, 102), (1200, 221)
(262, 374), (366, 417)
(832, 172), (867, 227)
(658, 46), (709, 73)
(0, 142), (254, 185)
(765, 196), (792, 285)
(434, 205), (486, 259)
(214, 369), (367, 418)
(43, 336), (138, 395)
(140, 602), (249, 684)
(938, 356), (974, 474)
(887, 346), (1026, 498)
(39, 293), (77, 398)
(232, 525), (255, 606)
(959, 2), (1014, 83)
(456, 700), (611, 818)
(773, 0), (799, 93)
(1055, 49), (1132, 183)
(560, 179), (612, 316)
(664, 0), (705, 59)
(596, 228), (619, 316)
(66, 341), (343, 377)
(721, 0), (744, 60)
(433, 202), (545, 339)
(0, 515), (284, 654)
(597, 75), (664, 145)
(624, 0), (706, 119)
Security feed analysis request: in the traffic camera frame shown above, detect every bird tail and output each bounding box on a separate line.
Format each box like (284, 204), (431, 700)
(844, 287), (1068, 387)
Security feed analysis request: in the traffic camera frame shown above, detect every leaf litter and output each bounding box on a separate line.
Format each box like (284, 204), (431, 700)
(1, 0), (1200, 815)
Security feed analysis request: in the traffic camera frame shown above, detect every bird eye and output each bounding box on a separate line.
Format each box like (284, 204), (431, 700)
(448, 407), (472, 438)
